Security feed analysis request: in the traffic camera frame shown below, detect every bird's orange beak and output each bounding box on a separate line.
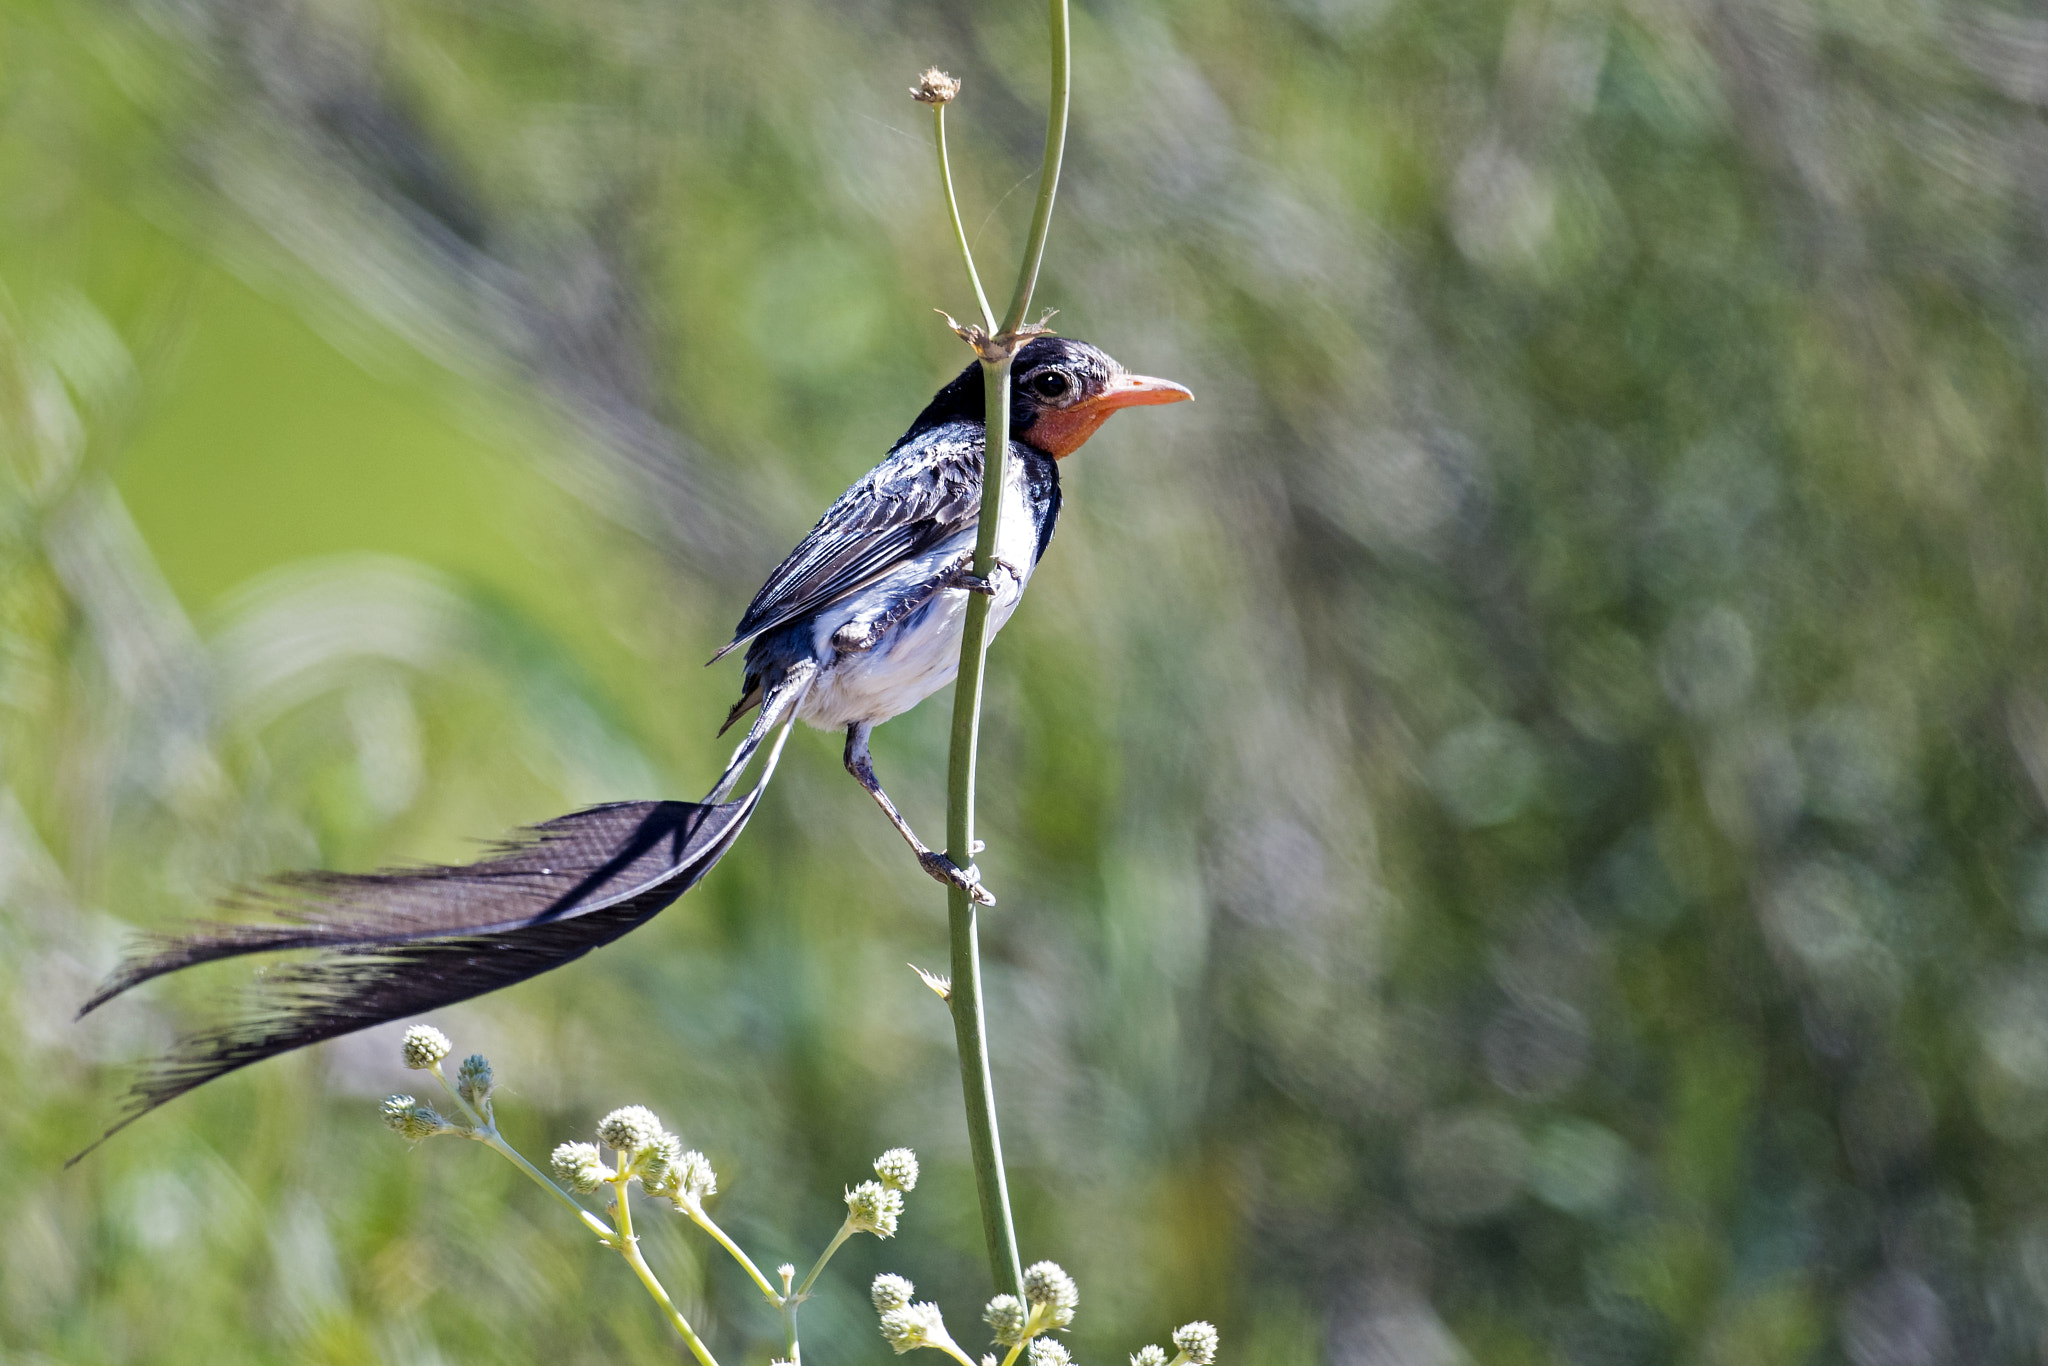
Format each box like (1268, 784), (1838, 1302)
(1031, 373), (1193, 458)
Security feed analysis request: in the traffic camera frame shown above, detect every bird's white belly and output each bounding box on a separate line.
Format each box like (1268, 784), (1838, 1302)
(796, 472), (1040, 732)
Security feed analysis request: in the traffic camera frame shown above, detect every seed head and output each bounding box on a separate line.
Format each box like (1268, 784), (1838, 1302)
(638, 1132), (686, 1193)
(983, 1294), (1027, 1346)
(847, 1179), (904, 1237)
(874, 1147), (920, 1192)
(1028, 1341), (1073, 1366)
(401, 1025), (452, 1070)
(455, 1053), (493, 1105)
(551, 1141), (608, 1193)
(1131, 1348), (1170, 1366)
(1023, 1261), (1079, 1328)
(879, 1301), (954, 1355)
(1172, 1322), (1219, 1366)
(872, 1272), (916, 1313)
(597, 1105), (666, 1155)
(381, 1094), (451, 1140)
(911, 68), (961, 105)
(662, 1149), (718, 1208)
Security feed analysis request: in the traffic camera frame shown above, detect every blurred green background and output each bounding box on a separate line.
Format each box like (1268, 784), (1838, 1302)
(9, 0), (2048, 1361)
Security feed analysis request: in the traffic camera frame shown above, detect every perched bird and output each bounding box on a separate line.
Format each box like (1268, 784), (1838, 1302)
(73, 336), (1189, 1157)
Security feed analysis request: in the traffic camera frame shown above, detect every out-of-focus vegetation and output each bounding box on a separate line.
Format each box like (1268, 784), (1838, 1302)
(10, 0), (2048, 1361)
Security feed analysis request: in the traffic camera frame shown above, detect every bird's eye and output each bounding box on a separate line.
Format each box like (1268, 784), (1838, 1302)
(1030, 371), (1071, 400)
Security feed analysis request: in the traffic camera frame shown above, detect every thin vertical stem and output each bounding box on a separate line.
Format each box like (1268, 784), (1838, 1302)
(1001, 0), (1071, 332)
(934, 0), (1069, 1305)
(934, 102), (996, 335)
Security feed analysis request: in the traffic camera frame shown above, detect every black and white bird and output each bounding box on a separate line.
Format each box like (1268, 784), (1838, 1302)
(73, 336), (1189, 1155)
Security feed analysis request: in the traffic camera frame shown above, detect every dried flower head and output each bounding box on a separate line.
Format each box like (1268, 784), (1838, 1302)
(874, 1147), (920, 1192)
(872, 1272), (916, 1313)
(1028, 1340), (1073, 1366)
(1023, 1261), (1079, 1328)
(983, 1294), (1027, 1346)
(879, 1301), (956, 1354)
(1131, 1348), (1170, 1366)
(455, 1053), (493, 1105)
(911, 68), (961, 105)
(1172, 1322), (1219, 1366)
(596, 1105), (666, 1155)
(381, 1094), (451, 1140)
(551, 1141), (608, 1193)
(401, 1025), (452, 1070)
(847, 1179), (904, 1237)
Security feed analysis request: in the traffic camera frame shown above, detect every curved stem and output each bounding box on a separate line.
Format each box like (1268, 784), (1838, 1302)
(429, 1062), (614, 1240)
(614, 1172), (720, 1366)
(934, 0), (1069, 1309)
(934, 103), (996, 334)
(680, 1202), (780, 1304)
(795, 1219), (855, 1299)
(1001, 0), (1071, 332)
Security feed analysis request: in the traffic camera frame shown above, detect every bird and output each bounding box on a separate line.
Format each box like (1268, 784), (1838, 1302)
(72, 336), (1190, 1158)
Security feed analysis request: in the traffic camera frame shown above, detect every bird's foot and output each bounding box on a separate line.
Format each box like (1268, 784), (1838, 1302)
(919, 851), (995, 906)
(941, 558), (1020, 597)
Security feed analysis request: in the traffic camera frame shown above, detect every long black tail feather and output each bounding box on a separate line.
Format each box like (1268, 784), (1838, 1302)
(69, 790), (762, 1165)
(73, 663), (814, 1163)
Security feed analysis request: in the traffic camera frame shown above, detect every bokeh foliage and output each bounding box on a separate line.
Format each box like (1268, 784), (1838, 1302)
(8, 0), (2048, 1362)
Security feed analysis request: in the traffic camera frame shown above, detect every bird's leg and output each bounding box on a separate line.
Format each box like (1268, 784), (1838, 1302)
(937, 551), (1022, 597)
(843, 723), (994, 905)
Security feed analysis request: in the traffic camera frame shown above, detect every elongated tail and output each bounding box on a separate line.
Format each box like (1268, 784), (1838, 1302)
(71, 666), (813, 1163)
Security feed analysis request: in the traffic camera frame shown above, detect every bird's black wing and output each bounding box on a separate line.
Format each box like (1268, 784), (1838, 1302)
(710, 424), (984, 662)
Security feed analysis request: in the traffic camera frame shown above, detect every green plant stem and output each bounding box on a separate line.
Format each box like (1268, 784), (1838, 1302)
(612, 1170), (721, 1366)
(1001, 0), (1071, 332)
(430, 1064), (614, 1240)
(794, 1218), (855, 1299)
(933, 102), (995, 335)
(936, 0), (1070, 1306)
(778, 1265), (800, 1366)
(678, 1201), (779, 1304)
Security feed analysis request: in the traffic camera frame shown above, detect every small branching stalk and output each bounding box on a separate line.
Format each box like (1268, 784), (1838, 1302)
(381, 1027), (927, 1365)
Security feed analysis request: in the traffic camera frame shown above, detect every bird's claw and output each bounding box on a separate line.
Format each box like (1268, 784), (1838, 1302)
(919, 851), (995, 906)
(942, 558), (1019, 597)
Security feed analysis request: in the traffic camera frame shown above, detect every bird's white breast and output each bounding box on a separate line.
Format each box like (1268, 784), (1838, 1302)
(796, 451), (1042, 732)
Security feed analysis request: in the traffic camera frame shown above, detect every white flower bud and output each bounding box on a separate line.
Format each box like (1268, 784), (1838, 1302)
(401, 1025), (452, 1070)
(879, 1302), (954, 1355)
(846, 1179), (903, 1237)
(596, 1105), (666, 1156)
(1028, 1340), (1073, 1366)
(381, 1094), (451, 1140)
(874, 1147), (920, 1191)
(551, 1141), (608, 1193)
(1172, 1322), (1219, 1366)
(872, 1272), (916, 1312)
(639, 1133), (686, 1194)
(455, 1054), (493, 1105)
(1023, 1261), (1079, 1328)
(658, 1149), (717, 1209)
(1131, 1348), (1170, 1366)
(983, 1294), (1027, 1346)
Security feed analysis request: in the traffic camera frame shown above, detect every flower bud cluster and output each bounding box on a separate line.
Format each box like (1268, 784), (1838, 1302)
(1023, 1261), (1079, 1330)
(872, 1273), (916, 1313)
(879, 1300), (958, 1356)
(847, 1179), (904, 1237)
(874, 1147), (920, 1191)
(381, 1094), (454, 1141)
(455, 1053), (494, 1106)
(983, 1294), (1027, 1346)
(551, 1141), (608, 1193)
(1172, 1322), (1219, 1366)
(1027, 1341), (1072, 1366)
(1131, 1349), (1170, 1366)
(401, 1025), (452, 1070)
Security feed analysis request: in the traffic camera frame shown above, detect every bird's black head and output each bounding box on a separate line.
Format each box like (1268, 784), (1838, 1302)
(899, 337), (1191, 458)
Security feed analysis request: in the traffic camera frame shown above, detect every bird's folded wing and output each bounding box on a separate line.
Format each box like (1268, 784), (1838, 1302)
(78, 798), (753, 1016)
(712, 428), (983, 660)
